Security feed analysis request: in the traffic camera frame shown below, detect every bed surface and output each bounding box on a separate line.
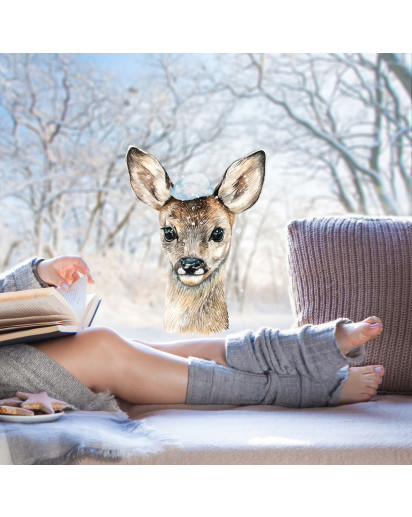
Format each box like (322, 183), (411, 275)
(78, 394), (412, 464)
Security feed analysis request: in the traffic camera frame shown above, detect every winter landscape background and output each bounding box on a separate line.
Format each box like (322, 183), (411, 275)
(0, 53), (410, 340)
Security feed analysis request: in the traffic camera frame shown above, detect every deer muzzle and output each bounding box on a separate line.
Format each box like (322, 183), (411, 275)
(175, 257), (209, 277)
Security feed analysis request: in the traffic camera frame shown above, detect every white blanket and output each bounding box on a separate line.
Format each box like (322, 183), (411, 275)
(2, 395), (410, 464)
(0, 410), (175, 465)
(102, 394), (412, 464)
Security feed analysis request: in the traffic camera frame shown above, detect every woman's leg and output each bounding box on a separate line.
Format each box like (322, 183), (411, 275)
(134, 337), (228, 365)
(35, 327), (190, 405)
(136, 317), (383, 375)
(138, 316), (385, 407)
(35, 328), (272, 406)
(35, 319), (385, 408)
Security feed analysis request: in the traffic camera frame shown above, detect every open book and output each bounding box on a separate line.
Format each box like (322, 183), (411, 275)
(0, 276), (101, 346)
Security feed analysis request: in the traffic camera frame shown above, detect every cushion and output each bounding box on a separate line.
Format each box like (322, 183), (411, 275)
(287, 216), (412, 394)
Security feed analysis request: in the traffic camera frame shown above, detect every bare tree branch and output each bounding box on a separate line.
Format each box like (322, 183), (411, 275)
(380, 53), (412, 99)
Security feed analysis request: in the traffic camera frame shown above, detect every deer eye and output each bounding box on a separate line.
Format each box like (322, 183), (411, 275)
(163, 227), (177, 242)
(210, 227), (224, 242)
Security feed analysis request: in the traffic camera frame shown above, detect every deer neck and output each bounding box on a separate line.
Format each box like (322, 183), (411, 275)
(164, 257), (229, 335)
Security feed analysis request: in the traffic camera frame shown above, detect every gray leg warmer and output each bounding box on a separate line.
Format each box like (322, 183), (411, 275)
(225, 319), (365, 377)
(186, 360), (348, 408)
(186, 319), (362, 408)
(186, 358), (270, 406)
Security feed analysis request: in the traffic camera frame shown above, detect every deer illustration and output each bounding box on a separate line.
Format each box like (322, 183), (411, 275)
(126, 147), (265, 334)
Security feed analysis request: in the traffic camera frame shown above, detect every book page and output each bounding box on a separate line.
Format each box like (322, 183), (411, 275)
(81, 294), (102, 327)
(0, 293), (80, 326)
(0, 287), (56, 302)
(57, 276), (87, 320)
(0, 315), (71, 330)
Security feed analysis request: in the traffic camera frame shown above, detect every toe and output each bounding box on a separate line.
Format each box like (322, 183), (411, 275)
(374, 365), (385, 376)
(357, 321), (383, 342)
(365, 376), (380, 389)
(362, 316), (383, 325)
(337, 320), (383, 354)
(356, 365), (376, 374)
(362, 364), (385, 377)
(363, 365), (385, 392)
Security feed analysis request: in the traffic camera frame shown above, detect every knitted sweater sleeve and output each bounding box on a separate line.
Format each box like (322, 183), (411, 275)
(0, 258), (49, 293)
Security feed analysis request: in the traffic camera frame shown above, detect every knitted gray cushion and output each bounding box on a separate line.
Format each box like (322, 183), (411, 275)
(287, 216), (412, 394)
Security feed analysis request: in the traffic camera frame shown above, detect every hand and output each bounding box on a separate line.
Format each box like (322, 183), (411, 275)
(36, 255), (94, 289)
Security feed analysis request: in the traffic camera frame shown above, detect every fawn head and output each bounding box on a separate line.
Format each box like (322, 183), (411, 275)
(127, 147), (265, 288)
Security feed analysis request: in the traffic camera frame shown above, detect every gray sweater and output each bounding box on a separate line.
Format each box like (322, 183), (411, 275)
(0, 258), (120, 412)
(0, 258), (48, 293)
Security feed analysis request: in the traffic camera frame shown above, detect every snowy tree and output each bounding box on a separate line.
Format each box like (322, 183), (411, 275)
(2, 53), (409, 313)
(209, 53), (411, 216)
(0, 54), (236, 269)
(0, 54), (129, 262)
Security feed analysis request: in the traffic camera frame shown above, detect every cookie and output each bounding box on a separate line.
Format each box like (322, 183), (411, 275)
(0, 405), (35, 416)
(0, 397), (23, 407)
(17, 391), (69, 414)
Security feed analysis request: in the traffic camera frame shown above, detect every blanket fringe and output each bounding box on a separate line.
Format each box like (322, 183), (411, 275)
(83, 389), (125, 415)
(33, 421), (178, 465)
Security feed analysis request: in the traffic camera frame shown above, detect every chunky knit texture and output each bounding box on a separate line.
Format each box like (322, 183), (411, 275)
(287, 216), (412, 394)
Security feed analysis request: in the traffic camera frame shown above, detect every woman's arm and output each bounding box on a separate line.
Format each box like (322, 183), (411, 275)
(0, 258), (48, 293)
(0, 255), (94, 293)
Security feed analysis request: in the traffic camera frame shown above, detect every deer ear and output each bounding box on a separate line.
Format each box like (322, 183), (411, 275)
(214, 150), (265, 213)
(127, 146), (174, 210)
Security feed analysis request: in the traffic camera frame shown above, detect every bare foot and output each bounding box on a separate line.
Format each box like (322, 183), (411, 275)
(339, 365), (385, 404)
(335, 316), (383, 356)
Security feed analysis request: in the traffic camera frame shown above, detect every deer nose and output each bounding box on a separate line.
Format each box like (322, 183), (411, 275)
(180, 257), (207, 275)
(181, 257), (204, 270)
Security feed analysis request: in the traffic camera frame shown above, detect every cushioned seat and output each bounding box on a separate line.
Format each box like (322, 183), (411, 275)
(76, 395), (412, 464)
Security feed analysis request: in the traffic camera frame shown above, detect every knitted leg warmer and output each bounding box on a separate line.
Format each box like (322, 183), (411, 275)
(225, 319), (365, 378)
(186, 358), (348, 408)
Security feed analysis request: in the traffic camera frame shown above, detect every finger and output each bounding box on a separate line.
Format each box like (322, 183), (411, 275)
(58, 256), (94, 285)
(68, 256), (94, 284)
(71, 271), (81, 283)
